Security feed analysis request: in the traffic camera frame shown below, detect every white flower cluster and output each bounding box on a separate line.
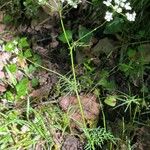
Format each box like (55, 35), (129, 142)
(61, 0), (82, 8)
(103, 0), (136, 22)
(38, 0), (47, 5)
(21, 125), (30, 133)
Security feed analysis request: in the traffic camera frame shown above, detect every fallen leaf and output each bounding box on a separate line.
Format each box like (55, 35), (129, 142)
(133, 127), (150, 150)
(62, 135), (83, 150)
(50, 39), (59, 48)
(0, 11), (4, 22)
(32, 45), (49, 57)
(0, 23), (5, 32)
(104, 95), (117, 107)
(29, 84), (51, 100)
(0, 84), (6, 93)
(92, 38), (115, 56)
(0, 71), (5, 78)
(59, 94), (100, 130)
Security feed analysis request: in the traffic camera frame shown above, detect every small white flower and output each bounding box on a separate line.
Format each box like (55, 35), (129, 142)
(0, 62), (4, 71)
(114, 5), (122, 13)
(114, 0), (120, 5)
(33, 117), (39, 123)
(66, 0), (81, 8)
(114, 0), (128, 6)
(21, 125), (30, 133)
(126, 12), (136, 21)
(11, 57), (18, 64)
(1, 99), (8, 106)
(13, 40), (18, 45)
(1, 52), (11, 64)
(0, 45), (4, 52)
(120, 2), (125, 7)
(103, 0), (112, 6)
(117, 7), (122, 13)
(15, 70), (24, 80)
(13, 47), (19, 54)
(38, 0), (47, 5)
(103, 0), (136, 22)
(104, 11), (113, 21)
(124, 2), (132, 10)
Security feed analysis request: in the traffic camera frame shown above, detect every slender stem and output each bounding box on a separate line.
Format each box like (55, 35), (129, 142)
(26, 96), (30, 120)
(72, 21), (107, 48)
(101, 105), (106, 129)
(59, 11), (107, 129)
(59, 11), (86, 128)
(26, 58), (71, 84)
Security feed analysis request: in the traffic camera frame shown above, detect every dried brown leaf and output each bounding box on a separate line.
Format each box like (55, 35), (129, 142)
(0, 84), (6, 93)
(59, 94), (100, 130)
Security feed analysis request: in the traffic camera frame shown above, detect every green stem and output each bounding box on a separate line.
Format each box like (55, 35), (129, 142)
(59, 11), (86, 128)
(59, 11), (107, 129)
(72, 21), (106, 48)
(26, 58), (71, 84)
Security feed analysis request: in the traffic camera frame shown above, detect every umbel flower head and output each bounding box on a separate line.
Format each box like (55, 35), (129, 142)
(61, 0), (82, 8)
(38, 0), (82, 9)
(105, 11), (113, 21)
(126, 12), (136, 21)
(103, 0), (136, 22)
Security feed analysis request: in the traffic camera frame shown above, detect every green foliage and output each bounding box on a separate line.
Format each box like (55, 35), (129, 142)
(98, 70), (117, 91)
(119, 46), (149, 86)
(114, 94), (143, 113)
(58, 74), (81, 94)
(24, 49), (32, 58)
(104, 95), (117, 107)
(78, 26), (93, 44)
(31, 78), (39, 87)
(0, 104), (67, 149)
(84, 127), (116, 150)
(104, 17), (125, 34)
(58, 30), (73, 43)
(5, 91), (15, 102)
(1, 37), (41, 102)
(3, 14), (13, 24)
(23, 0), (40, 18)
(16, 77), (29, 98)
(132, 0), (150, 39)
(78, 59), (95, 90)
(7, 64), (17, 73)
(1, 0), (40, 22)
(32, 54), (42, 66)
(18, 37), (29, 48)
(4, 42), (16, 52)
(1, 0), (150, 149)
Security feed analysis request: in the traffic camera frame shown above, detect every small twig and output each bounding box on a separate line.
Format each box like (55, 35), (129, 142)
(0, 1), (11, 10)
(38, 17), (51, 26)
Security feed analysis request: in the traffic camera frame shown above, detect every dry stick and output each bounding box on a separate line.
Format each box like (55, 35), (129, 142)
(0, 1), (11, 10)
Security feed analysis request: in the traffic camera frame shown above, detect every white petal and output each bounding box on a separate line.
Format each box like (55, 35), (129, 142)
(103, 1), (111, 6)
(105, 11), (113, 21)
(120, 2), (125, 7)
(124, 2), (132, 10)
(114, 0), (120, 5)
(117, 7), (122, 13)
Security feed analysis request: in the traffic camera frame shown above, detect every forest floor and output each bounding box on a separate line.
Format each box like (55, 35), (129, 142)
(0, 4), (150, 149)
